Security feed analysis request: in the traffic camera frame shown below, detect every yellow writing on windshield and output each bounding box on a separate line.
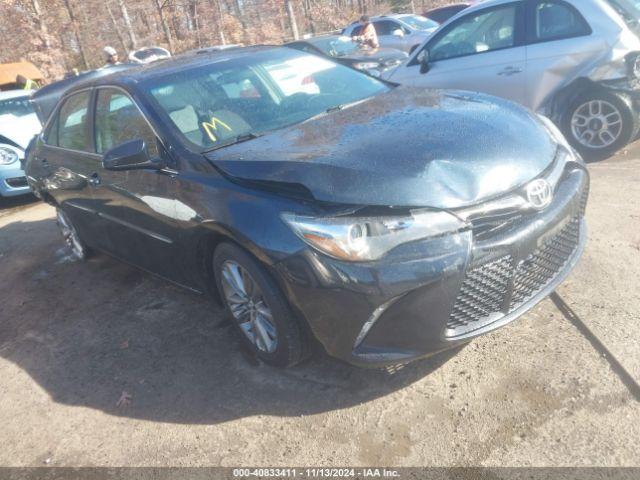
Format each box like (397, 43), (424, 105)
(202, 116), (233, 143)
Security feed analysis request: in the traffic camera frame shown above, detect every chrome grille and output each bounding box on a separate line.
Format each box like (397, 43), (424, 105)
(447, 217), (581, 335)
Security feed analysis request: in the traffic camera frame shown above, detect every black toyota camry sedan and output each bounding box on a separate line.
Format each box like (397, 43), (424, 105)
(26, 46), (589, 368)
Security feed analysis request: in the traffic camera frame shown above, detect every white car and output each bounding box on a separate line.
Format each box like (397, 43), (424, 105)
(128, 46), (171, 64)
(342, 14), (439, 53)
(386, 0), (640, 159)
(0, 90), (40, 197)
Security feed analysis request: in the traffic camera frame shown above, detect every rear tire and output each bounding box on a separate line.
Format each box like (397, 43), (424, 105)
(213, 242), (307, 367)
(56, 208), (91, 260)
(561, 89), (638, 161)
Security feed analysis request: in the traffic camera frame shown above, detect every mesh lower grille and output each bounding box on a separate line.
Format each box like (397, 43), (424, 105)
(510, 218), (580, 308)
(447, 217), (581, 335)
(448, 256), (512, 331)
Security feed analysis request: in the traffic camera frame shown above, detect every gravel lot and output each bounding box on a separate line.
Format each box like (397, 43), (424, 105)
(0, 146), (638, 467)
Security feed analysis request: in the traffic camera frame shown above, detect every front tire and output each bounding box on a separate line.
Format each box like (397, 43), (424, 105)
(562, 89), (638, 161)
(213, 243), (307, 367)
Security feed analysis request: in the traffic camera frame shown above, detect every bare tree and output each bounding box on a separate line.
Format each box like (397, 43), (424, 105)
(285, 0), (299, 40)
(153, 0), (174, 51)
(106, 2), (130, 53)
(30, 0), (50, 48)
(118, 0), (138, 50)
(62, 0), (90, 69)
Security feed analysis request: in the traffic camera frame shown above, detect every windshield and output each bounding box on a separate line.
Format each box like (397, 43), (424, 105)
(310, 36), (360, 57)
(144, 49), (388, 150)
(0, 96), (34, 118)
(400, 15), (439, 31)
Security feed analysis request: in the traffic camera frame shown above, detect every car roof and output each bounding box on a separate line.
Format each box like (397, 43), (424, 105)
(0, 89), (33, 100)
(62, 45), (282, 93)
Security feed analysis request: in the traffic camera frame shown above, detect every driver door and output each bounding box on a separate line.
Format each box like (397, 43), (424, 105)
(90, 87), (190, 286)
(395, 2), (528, 105)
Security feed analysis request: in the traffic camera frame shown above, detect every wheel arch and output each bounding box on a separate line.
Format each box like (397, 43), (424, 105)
(547, 77), (634, 125)
(194, 221), (315, 348)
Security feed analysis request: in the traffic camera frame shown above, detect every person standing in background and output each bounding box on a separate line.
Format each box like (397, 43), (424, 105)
(352, 15), (379, 49)
(102, 46), (121, 67)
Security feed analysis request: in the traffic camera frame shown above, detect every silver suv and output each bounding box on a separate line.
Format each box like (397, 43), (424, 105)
(342, 14), (439, 53)
(386, 0), (640, 159)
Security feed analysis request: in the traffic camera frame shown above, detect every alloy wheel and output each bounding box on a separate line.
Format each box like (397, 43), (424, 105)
(220, 260), (278, 354)
(56, 210), (85, 259)
(571, 100), (623, 149)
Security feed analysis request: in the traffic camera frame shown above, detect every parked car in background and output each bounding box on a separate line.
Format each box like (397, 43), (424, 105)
(128, 46), (171, 64)
(386, 0), (640, 159)
(0, 90), (40, 197)
(286, 35), (408, 77)
(26, 46), (588, 368)
(423, 3), (471, 23)
(342, 14), (439, 53)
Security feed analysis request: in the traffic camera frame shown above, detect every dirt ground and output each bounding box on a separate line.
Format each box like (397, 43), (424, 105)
(0, 146), (639, 468)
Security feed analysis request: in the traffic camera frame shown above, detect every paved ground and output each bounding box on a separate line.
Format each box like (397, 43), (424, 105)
(0, 147), (638, 468)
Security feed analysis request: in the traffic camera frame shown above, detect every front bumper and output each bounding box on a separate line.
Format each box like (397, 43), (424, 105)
(274, 164), (589, 367)
(0, 164), (31, 197)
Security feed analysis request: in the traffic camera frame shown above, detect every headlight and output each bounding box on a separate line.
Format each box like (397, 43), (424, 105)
(353, 61), (381, 71)
(282, 210), (467, 262)
(0, 146), (19, 165)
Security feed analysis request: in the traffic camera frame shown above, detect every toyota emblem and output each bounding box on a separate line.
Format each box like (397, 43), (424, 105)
(526, 179), (553, 210)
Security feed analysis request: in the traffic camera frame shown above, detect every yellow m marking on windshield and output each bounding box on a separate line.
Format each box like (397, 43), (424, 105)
(202, 117), (233, 142)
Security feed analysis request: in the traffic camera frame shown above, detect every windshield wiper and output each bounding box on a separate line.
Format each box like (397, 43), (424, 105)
(203, 133), (261, 153)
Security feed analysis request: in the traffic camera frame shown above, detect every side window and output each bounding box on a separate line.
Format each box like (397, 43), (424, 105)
(533, 1), (591, 42)
(351, 25), (364, 36)
(94, 88), (159, 157)
(374, 20), (396, 36)
(57, 91), (91, 151)
(44, 113), (59, 146)
(429, 5), (518, 61)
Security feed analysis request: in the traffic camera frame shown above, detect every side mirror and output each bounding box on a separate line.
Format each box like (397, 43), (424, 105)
(418, 49), (431, 74)
(102, 139), (164, 171)
(392, 29), (405, 38)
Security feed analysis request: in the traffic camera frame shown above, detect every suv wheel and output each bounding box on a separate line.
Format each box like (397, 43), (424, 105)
(213, 243), (307, 367)
(56, 208), (90, 260)
(563, 89), (638, 161)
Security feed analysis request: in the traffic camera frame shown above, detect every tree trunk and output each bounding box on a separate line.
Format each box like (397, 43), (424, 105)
(117, 0), (137, 50)
(153, 0), (174, 51)
(30, 0), (50, 48)
(62, 0), (90, 69)
(106, 3), (129, 54)
(285, 0), (300, 40)
(211, 0), (227, 45)
(191, 0), (202, 48)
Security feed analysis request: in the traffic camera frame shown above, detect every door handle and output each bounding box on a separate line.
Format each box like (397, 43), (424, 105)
(41, 158), (49, 168)
(498, 66), (523, 76)
(88, 172), (101, 186)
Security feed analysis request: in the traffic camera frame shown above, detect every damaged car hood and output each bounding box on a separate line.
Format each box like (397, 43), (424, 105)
(0, 112), (41, 150)
(206, 87), (557, 209)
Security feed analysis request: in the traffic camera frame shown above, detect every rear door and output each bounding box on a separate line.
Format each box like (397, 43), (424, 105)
(36, 90), (105, 248)
(393, 2), (528, 105)
(524, 0), (601, 111)
(91, 87), (188, 285)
